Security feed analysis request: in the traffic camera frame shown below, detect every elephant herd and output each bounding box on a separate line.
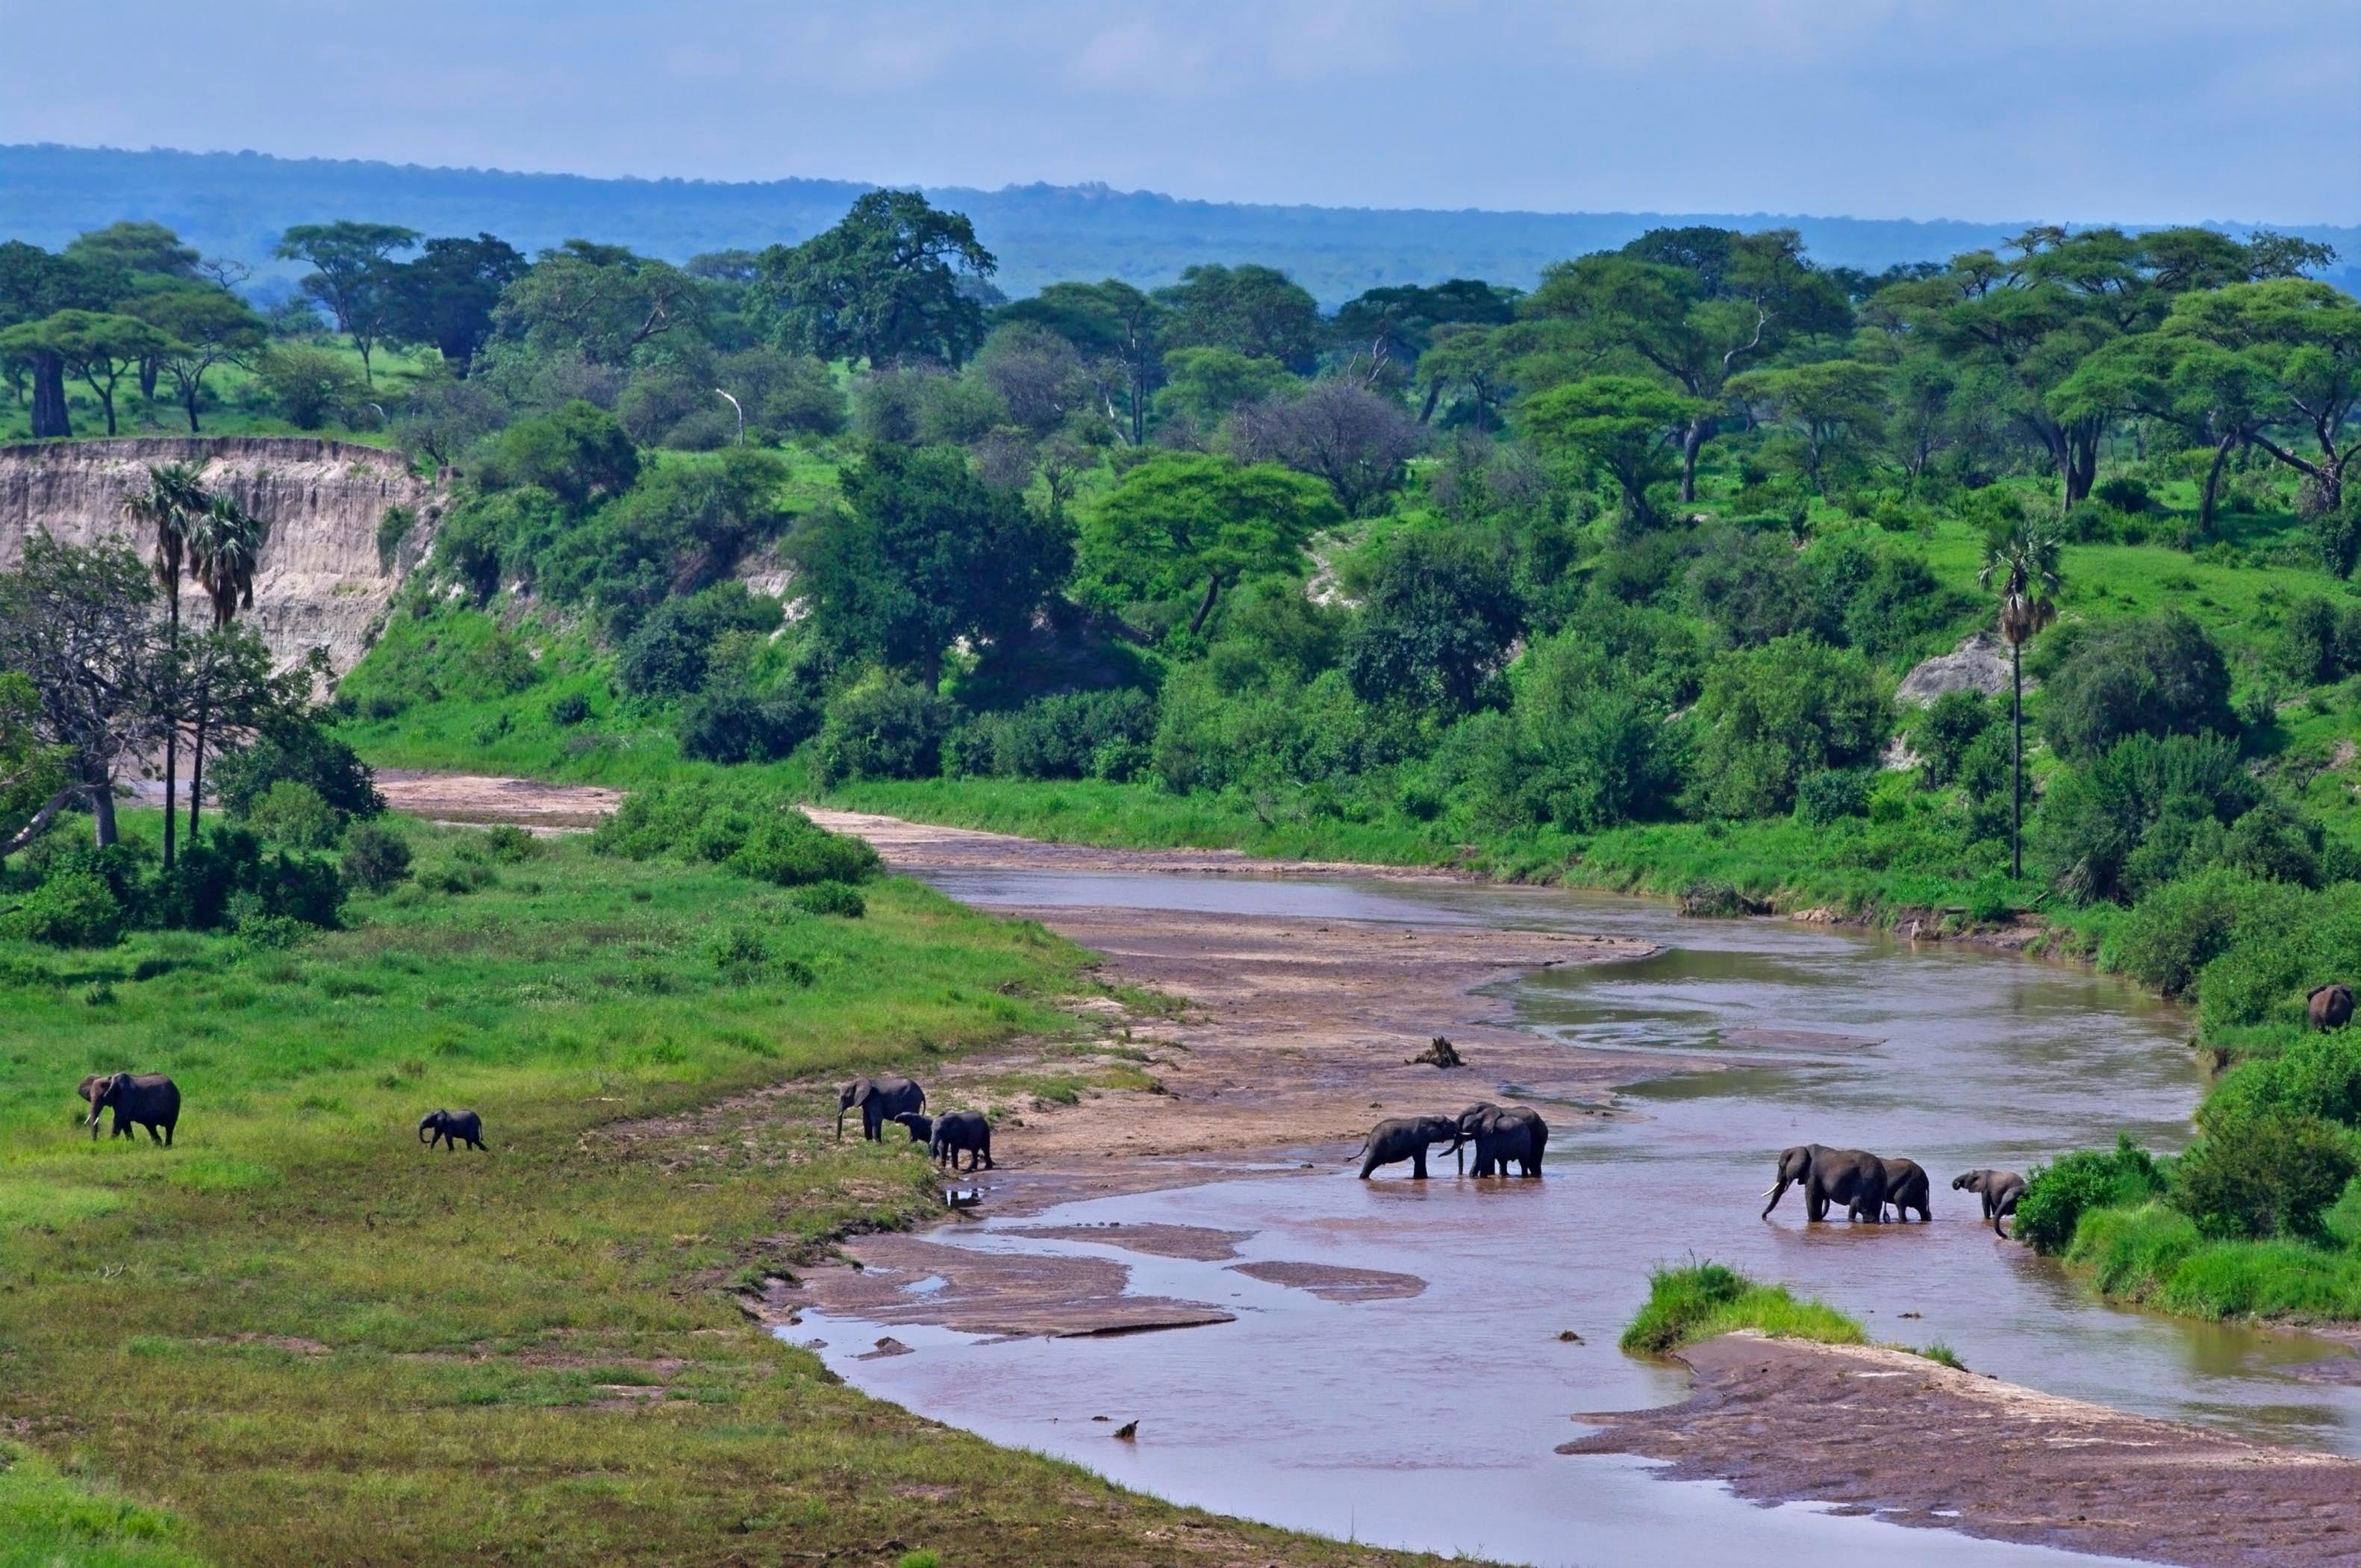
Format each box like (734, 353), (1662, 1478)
(74, 1071), (488, 1155)
(835, 1075), (994, 1172)
(1761, 1143), (2026, 1236)
(1357, 1103), (1547, 1180)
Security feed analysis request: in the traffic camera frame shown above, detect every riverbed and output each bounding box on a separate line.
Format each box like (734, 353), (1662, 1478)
(785, 864), (2361, 1567)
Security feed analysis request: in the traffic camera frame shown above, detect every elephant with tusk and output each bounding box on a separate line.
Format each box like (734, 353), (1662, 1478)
(85, 1072), (179, 1146)
(1762, 1143), (1888, 1222)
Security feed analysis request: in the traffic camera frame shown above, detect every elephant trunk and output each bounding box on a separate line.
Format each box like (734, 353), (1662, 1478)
(418, 1117), (435, 1144)
(1760, 1178), (1791, 1219)
(835, 1105), (847, 1140)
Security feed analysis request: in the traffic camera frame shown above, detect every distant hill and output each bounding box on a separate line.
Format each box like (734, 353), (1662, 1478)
(4, 143), (2355, 307)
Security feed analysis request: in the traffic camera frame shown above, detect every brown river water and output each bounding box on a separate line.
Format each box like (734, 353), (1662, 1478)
(787, 869), (2360, 1567)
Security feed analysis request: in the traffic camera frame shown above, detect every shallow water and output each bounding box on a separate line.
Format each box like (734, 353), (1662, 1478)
(792, 869), (2361, 1567)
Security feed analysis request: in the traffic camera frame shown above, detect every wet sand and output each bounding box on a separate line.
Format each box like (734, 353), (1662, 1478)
(1565, 1333), (2361, 1567)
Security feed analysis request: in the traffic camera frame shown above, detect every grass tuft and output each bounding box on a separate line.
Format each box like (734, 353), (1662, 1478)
(1618, 1261), (1866, 1356)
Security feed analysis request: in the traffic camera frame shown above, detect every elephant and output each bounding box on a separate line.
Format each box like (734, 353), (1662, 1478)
(78, 1074), (128, 1139)
(418, 1108), (487, 1152)
(1456, 1103), (1548, 1178)
(930, 1110), (994, 1172)
(2309, 984), (2354, 1031)
(1356, 1115), (1463, 1180)
(893, 1111), (934, 1145)
(1864, 1156), (1930, 1222)
(838, 1075), (925, 1142)
(1954, 1169), (2027, 1236)
(85, 1072), (178, 1146)
(1762, 1143), (1886, 1222)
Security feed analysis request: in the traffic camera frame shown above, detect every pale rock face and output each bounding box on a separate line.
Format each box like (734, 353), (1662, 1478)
(1896, 630), (2018, 707)
(0, 437), (443, 678)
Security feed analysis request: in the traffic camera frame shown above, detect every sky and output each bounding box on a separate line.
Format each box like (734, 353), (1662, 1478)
(1, 0), (2353, 223)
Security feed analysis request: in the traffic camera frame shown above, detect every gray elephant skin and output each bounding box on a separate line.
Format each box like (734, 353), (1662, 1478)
(419, 1108), (487, 1151)
(1762, 1143), (1887, 1222)
(2310, 984), (2354, 1031)
(78, 1073), (128, 1138)
(1865, 1156), (1930, 1222)
(838, 1075), (926, 1141)
(86, 1072), (179, 1146)
(1455, 1103), (1549, 1178)
(1357, 1115), (1463, 1179)
(893, 1111), (934, 1145)
(930, 1110), (994, 1171)
(1955, 1168), (2027, 1235)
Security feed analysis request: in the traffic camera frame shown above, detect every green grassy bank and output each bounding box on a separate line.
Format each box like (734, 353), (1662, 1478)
(0, 810), (1467, 1568)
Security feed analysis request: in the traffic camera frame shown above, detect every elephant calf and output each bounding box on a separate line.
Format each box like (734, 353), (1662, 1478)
(893, 1111), (934, 1145)
(1954, 1169), (2027, 1235)
(1357, 1115), (1462, 1180)
(419, 1108), (487, 1152)
(931, 1110), (994, 1172)
(84, 1072), (178, 1146)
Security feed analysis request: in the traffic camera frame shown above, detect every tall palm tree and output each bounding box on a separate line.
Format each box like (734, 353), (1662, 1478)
(184, 491), (268, 841)
(120, 462), (208, 869)
(1978, 515), (2062, 881)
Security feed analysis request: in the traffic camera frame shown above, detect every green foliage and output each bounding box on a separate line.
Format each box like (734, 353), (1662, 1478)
(243, 780), (340, 850)
(2013, 1136), (2168, 1255)
(1078, 452), (1340, 636)
(792, 881), (867, 919)
(615, 584), (782, 699)
(1342, 532), (1521, 714)
(1619, 1262), (1865, 1355)
(946, 690), (1157, 782)
(537, 450), (792, 629)
(1792, 769), (1870, 827)
(2039, 612), (2236, 763)
(813, 675), (954, 786)
(590, 778), (882, 889)
(2171, 1113), (2357, 1241)
(1908, 691), (1993, 789)
(757, 190), (997, 369)
(1688, 636), (1889, 818)
(3, 869), (125, 948)
(675, 683), (820, 766)
(2035, 733), (2265, 903)
(251, 343), (365, 428)
(2203, 1031), (2361, 1132)
(338, 822), (414, 894)
(483, 400), (640, 507)
(375, 504), (416, 571)
(2102, 869), (2286, 996)
(1521, 375), (1707, 527)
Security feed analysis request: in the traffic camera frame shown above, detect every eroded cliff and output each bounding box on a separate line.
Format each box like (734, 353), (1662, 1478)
(0, 437), (441, 676)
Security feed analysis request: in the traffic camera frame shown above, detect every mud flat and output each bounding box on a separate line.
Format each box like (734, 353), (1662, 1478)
(1565, 1332), (2361, 1568)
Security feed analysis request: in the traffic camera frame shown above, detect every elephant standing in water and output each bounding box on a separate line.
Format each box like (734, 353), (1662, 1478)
(1356, 1115), (1463, 1180)
(1456, 1103), (1549, 1178)
(85, 1073), (179, 1146)
(1955, 1169), (2027, 1235)
(1762, 1143), (1886, 1222)
(837, 1076), (925, 1141)
(1865, 1157), (1930, 1222)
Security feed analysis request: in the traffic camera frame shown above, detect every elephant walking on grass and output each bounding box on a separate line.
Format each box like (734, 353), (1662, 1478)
(1456, 1103), (1549, 1178)
(85, 1073), (178, 1146)
(1955, 1169), (2027, 1235)
(1762, 1143), (1887, 1222)
(419, 1109), (487, 1151)
(1357, 1116), (1463, 1180)
(838, 1076), (925, 1142)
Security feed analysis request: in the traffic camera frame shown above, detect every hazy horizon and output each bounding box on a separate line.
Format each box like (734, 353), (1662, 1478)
(2, 0), (2352, 226)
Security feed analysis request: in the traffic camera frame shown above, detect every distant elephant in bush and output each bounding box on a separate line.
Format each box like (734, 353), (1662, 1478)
(1954, 1169), (2026, 1235)
(86, 1072), (178, 1146)
(893, 1111), (934, 1145)
(418, 1109), (487, 1152)
(1356, 1115), (1462, 1180)
(1456, 1103), (1548, 1178)
(2309, 984), (2354, 1031)
(1864, 1157), (1930, 1222)
(838, 1075), (925, 1141)
(931, 1110), (994, 1172)
(1762, 1143), (1885, 1222)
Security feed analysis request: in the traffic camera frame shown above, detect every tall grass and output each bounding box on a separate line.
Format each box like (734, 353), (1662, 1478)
(1619, 1262), (1865, 1356)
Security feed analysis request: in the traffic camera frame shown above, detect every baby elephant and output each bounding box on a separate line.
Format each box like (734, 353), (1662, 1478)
(1954, 1169), (2026, 1236)
(418, 1108), (487, 1152)
(931, 1110), (994, 1172)
(893, 1111), (934, 1145)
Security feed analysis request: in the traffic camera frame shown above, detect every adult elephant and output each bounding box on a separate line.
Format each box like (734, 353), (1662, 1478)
(1762, 1143), (1886, 1223)
(78, 1074), (126, 1138)
(1954, 1169), (2027, 1236)
(930, 1110), (993, 1172)
(86, 1072), (179, 1146)
(2309, 984), (2354, 1031)
(837, 1075), (925, 1142)
(1866, 1156), (1930, 1222)
(1357, 1115), (1463, 1180)
(1456, 1103), (1548, 1178)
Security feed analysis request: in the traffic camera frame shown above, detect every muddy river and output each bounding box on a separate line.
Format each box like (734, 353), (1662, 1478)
(787, 869), (2361, 1567)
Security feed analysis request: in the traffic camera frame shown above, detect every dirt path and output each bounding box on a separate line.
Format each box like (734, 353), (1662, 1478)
(1565, 1333), (2361, 1567)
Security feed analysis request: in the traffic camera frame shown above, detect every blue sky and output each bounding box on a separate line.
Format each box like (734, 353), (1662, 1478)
(1, 0), (2351, 222)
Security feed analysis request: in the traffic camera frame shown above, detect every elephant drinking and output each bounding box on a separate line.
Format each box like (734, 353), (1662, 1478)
(1356, 1115), (1463, 1180)
(838, 1075), (925, 1142)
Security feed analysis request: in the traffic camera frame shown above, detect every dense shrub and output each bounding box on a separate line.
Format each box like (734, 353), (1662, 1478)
(590, 779), (880, 887)
(2171, 1113), (2357, 1241)
(812, 675), (952, 785)
(1907, 691), (1992, 789)
(1793, 769), (1871, 827)
(2039, 612), (2236, 763)
(2013, 1136), (2168, 1255)
(2033, 732), (2262, 903)
(161, 830), (344, 933)
(615, 583), (782, 699)
(481, 825), (539, 863)
(548, 692), (591, 726)
(1688, 635), (1889, 819)
(340, 822), (414, 893)
(675, 683), (820, 764)
(2103, 869), (2284, 996)
(3, 870), (125, 947)
(727, 818), (882, 887)
(213, 724), (383, 822)
(1342, 533), (1522, 715)
(244, 781), (340, 850)
(2202, 1031), (2361, 1132)
(483, 400), (640, 507)
(791, 881), (867, 918)
(946, 689), (1158, 781)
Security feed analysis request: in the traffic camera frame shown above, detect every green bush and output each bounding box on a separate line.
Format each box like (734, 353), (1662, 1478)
(2034, 732), (2260, 903)
(728, 818), (881, 888)
(340, 823), (414, 894)
(1687, 635), (1889, 819)
(213, 724), (383, 821)
(813, 675), (952, 785)
(4, 870), (125, 948)
(2204, 1031), (2361, 1131)
(2171, 1113), (2357, 1241)
(548, 692), (591, 726)
(244, 780), (340, 851)
(676, 684), (820, 765)
(593, 780), (880, 888)
(2102, 869), (2284, 996)
(946, 689), (1158, 781)
(791, 881), (866, 918)
(1792, 769), (1870, 827)
(2039, 611), (2236, 763)
(1907, 691), (1992, 789)
(481, 400), (639, 507)
(481, 825), (539, 863)
(2012, 1135), (2168, 1255)
(1619, 1261), (1864, 1355)
(616, 584), (782, 699)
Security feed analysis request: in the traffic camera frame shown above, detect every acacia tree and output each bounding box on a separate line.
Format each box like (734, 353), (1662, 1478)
(384, 233), (527, 375)
(1079, 452), (1341, 635)
(0, 310), (179, 435)
(758, 192), (997, 369)
(996, 280), (1165, 443)
(1521, 375), (1706, 529)
(275, 221), (419, 384)
(132, 288), (268, 432)
(492, 240), (702, 367)
(1727, 359), (1889, 499)
(1155, 263), (1322, 374)
(1979, 514), (2062, 879)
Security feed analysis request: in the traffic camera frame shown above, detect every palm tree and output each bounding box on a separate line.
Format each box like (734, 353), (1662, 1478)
(1978, 515), (2062, 880)
(184, 492), (267, 841)
(120, 463), (208, 869)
